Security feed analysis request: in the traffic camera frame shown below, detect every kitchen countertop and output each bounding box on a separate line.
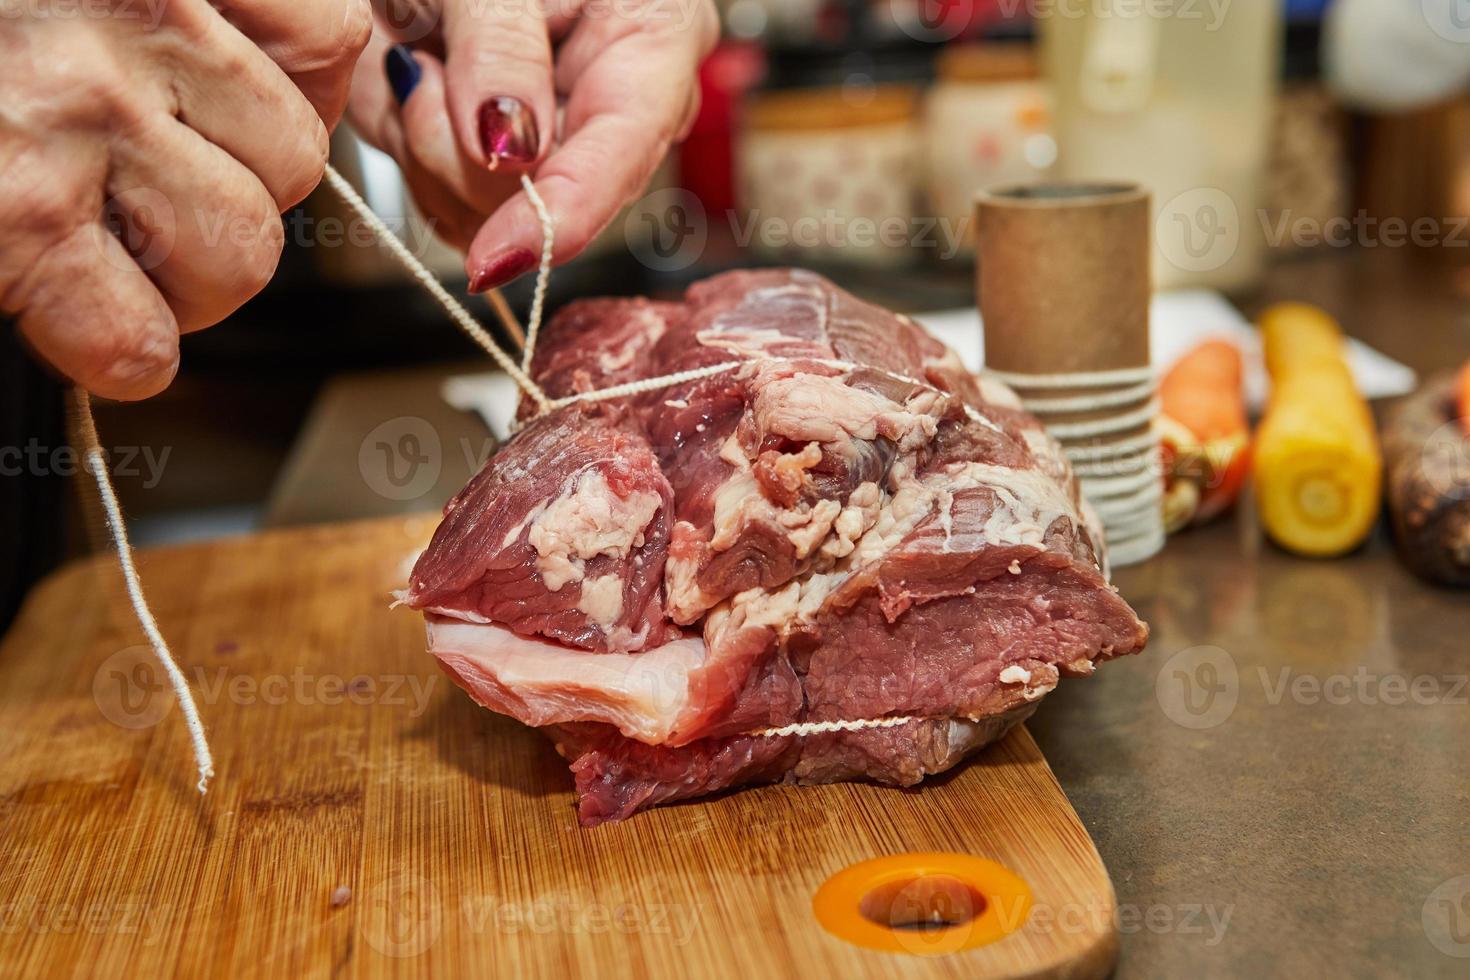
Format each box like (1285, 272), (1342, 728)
(1030, 251), (1470, 977)
(263, 249), (1470, 977)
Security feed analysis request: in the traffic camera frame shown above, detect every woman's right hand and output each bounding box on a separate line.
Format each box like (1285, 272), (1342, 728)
(1, 0), (372, 400)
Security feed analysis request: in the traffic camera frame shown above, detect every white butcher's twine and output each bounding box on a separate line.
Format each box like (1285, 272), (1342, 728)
(752, 715), (919, 738)
(73, 390), (214, 793)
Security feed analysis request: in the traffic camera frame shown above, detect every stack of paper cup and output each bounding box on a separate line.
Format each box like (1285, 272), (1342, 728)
(976, 182), (1165, 567)
(991, 366), (1164, 566)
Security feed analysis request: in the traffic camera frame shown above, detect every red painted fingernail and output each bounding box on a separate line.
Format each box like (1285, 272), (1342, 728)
(478, 97), (539, 170)
(468, 246), (537, 292)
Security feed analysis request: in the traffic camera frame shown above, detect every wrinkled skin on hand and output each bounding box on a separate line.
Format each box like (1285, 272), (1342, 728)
(1, 0), (372, 399)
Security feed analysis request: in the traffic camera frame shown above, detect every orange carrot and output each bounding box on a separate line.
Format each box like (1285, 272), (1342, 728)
(1158, 340), (1251, 531)
(1159, 340), (1248, 442)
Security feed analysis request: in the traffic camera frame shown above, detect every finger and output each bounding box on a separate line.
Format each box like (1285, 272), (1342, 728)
(464, 8), (713, 289)
(399, 50), (522, 213)
(348, 38), (508, 248)
(159, 0), (330, 209)
(347, 25), (410, 157)
(441, 0), (555, 170)
(13, 223), (179, 401)
(216, 0), (375, 127)
(108, 115), (285, 332)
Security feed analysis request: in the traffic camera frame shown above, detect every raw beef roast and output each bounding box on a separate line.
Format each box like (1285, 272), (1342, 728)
(403, 269), (1148, 824)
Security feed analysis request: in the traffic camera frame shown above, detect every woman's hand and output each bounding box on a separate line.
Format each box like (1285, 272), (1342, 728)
(1, 0), (372, 400)
(348, 0), (718, 291)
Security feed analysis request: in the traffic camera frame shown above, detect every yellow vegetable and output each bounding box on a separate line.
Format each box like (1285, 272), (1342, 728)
(1254, 303), (1382, 557)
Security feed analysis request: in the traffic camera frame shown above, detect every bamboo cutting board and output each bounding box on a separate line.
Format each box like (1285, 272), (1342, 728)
(0, 516), (1117, 979)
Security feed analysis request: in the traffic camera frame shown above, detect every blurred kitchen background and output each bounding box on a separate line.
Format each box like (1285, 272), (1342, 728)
(7, 0), (1470, 627)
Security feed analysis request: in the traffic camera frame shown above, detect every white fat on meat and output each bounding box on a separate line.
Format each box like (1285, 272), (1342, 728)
(427, 619), (703, 744)
(820, 481), (883, 560)
(708, 471), (771, 551)
(694, 283), (829, 358)
(527, 469), (661, 591)
(576, 574), (625, 628)
(1020, 427), (1074, 492)
(720, 457), (1080, 638)
(597, 307), (665, 374)
(751, 373), (942, 454)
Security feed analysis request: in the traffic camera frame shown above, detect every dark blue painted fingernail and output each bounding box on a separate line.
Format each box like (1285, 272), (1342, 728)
(386, 45), (422, 105)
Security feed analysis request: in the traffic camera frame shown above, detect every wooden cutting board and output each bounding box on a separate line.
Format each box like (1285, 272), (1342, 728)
(0, 516), (1117, 978)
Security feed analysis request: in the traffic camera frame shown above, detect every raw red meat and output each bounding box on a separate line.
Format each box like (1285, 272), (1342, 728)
(404, 269), (1148, 824)
(403, 404), (676, 653)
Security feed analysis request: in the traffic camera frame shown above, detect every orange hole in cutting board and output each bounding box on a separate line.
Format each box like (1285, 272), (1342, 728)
(813, 853), (1033, 956)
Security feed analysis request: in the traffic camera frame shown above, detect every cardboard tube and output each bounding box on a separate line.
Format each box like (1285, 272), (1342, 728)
(977, 183), (1150, 375)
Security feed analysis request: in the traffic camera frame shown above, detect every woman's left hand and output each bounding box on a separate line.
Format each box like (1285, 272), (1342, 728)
(348, 0), (718, 291)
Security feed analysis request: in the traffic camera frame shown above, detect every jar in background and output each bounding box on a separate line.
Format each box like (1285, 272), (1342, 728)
(1043, 4), (1283, 292)
(924, 44), (1054, 257)
(738, 86), (919, 266)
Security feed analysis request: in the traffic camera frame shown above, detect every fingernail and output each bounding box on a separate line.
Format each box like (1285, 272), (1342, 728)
(478, 97), (539, 169)
(386, 45), (422, 105)
(468, 246), (537, 292)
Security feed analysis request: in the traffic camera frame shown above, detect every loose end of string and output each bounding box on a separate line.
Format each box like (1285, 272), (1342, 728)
(73, 389), (215, 795)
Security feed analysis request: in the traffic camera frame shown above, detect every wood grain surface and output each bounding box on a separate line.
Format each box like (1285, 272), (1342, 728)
(0, 516), (1117, 979)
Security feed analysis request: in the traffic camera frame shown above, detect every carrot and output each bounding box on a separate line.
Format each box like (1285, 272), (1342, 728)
(1158, 340), (1250, 530)
(1159, 340), (1248, 442)
(1254, 303), (1382, 557)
